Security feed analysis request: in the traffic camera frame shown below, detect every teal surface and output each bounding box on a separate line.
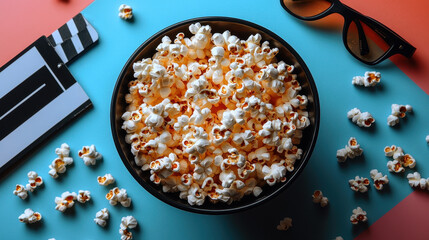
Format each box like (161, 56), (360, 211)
(1, 0), (429, 239)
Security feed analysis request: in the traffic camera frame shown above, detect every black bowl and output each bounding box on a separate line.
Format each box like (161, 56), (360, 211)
(111, 16), (320, 214)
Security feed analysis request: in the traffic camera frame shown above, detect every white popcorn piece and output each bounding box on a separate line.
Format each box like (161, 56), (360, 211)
(350, 207), (367, 224)
(26, 171), (43, 192)
(55, 191), (77, 212)
(387, 114), (399, 127)
(118, 4), (133, 20)
(277, 217), (292, 231)
(120, 215), (138, 230)
(13, 184), (28, 200)
(221, 108), (245, 130)
(193, 156), (214, 181)
(407, 172), (427, 189)
(78, 145), (103, 166)
(119, 228), (133, 240)
(384, 145), (416, 171)
(50, 144), (74, 174)
(426, 135), (429, 144)
(211, 125), (232, 145)
(187, 183), (207, 206)
(77, 190), (91, 203)
(336, 137), (363, 162)
(335, 237), (344, 240)
(388, 104), (412, 127)
(312, 190), (329, 207)
(352, 71), (381, 87)
(94, 208), (109, 227)
(369, 169), (389, 190)
(182, 127), (210, 155)
(347, 108), (375, 127)
(262, 161), (286, 186)
(98, 173), (116, 186)
(106, 187), (132, 207)
(349, 176), (370, 193)
(18, 208), (42, 224)
(189, 106), (211, 125)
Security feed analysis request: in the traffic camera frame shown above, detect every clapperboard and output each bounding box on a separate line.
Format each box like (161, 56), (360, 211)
(0, 13), (98, 173)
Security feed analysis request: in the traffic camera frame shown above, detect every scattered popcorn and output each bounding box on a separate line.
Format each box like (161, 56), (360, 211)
(122, 23), (310, 205)
(119, 216), (138, 240)
(350, 207), (367, 224)
(426, 135), (429, 144)
(94, 208), (109, 227)
(407, 172), (427, 189)
(352, 71), (381, 87)
(77, 190), (91, 203)
(384, 145), (416, 173)
(312, 190), (329, 207)
(55, 191), (77, 212)
(98, 173), (116, 186)
(336, 137), (363, 162)
(277, 217), (292, 231)
(13, 184), (28, 200)
(387, 104), (412, 127)
(106, 187), (132, 207)
(78, 145), (103, 166)
(369, 169), (389, 190)
(18, 208), (42, 224)
(349, 176), (370, 193)
(49, 143), (73, 178)
(118, 4), (133, 20)
(26, 171), (43, 192)
(347, 108), (375, 127)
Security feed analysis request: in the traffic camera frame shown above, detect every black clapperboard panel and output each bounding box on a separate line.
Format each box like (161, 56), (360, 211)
(0, 13), (98, 174)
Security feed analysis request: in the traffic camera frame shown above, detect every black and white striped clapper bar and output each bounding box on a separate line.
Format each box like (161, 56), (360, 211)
(0, 13), (98, 172)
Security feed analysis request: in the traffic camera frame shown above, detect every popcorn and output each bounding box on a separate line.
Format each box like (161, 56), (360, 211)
(119, 216), (138, 240)
(312, 190), (329, 207)
(55, 191), (77, 212)
(118, 4), (133, 20)
(336, 137), (363, 162)
(347, 108), (375, 127)
(18, 208), (42, 224)
(98, 173), (115, 186)
(77, 190), (91, 203)
(349, 176), (370, 193)
(49, 143), (73, 179)
(350, 207), (367, 224)
(335, 237), (344, 240)
(387, 104), (412, 127)
(426, 135), (429, 144)
(120, 215), (138, 230)
(277, 217), (292, 231)
(94, 208), (109, 227)
(106, 187), (132, 207)
(26, 171), (43, 192)
(13, 184), (28, 200)
(352, 71), (381, 87)
(123, 22), (311, 206)
(369, 169), (389, 190)
(262, 161), (286, 186)
(78, 145), (103, 166)
(384, 145), (416, 172)
(407, 172), (427, 189)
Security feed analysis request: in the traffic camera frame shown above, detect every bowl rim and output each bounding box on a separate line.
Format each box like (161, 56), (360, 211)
(110, 16), (320, 215)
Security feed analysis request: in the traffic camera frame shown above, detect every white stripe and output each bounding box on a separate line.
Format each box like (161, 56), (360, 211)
(0, 47), (45, 98)
(71, 35), (84, 54)
(44, 55), (66, 92)
(67, 19), (79, 36)
(54, 45), (69, 64)
(51, 30), (63, 45)
(86, 24), (99, 42)
(0, 83), (90, 167)
(0, 84), (46, 121)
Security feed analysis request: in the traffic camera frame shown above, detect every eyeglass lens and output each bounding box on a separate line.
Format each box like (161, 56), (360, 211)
(346, 19), (391, 62)
(283, 0), (332, 18)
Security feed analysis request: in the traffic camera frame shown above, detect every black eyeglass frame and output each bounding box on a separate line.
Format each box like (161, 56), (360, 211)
(280, 0), (416, 65)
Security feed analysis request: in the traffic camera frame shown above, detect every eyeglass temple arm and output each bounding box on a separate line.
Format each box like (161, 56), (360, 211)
(354, 19), (370, 56)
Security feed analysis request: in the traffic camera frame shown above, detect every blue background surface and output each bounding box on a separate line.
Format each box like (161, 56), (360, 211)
(1, 0), (428, 239)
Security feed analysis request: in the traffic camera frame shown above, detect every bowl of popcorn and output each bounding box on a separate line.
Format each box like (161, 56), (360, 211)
(111, 17), (320, 214)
